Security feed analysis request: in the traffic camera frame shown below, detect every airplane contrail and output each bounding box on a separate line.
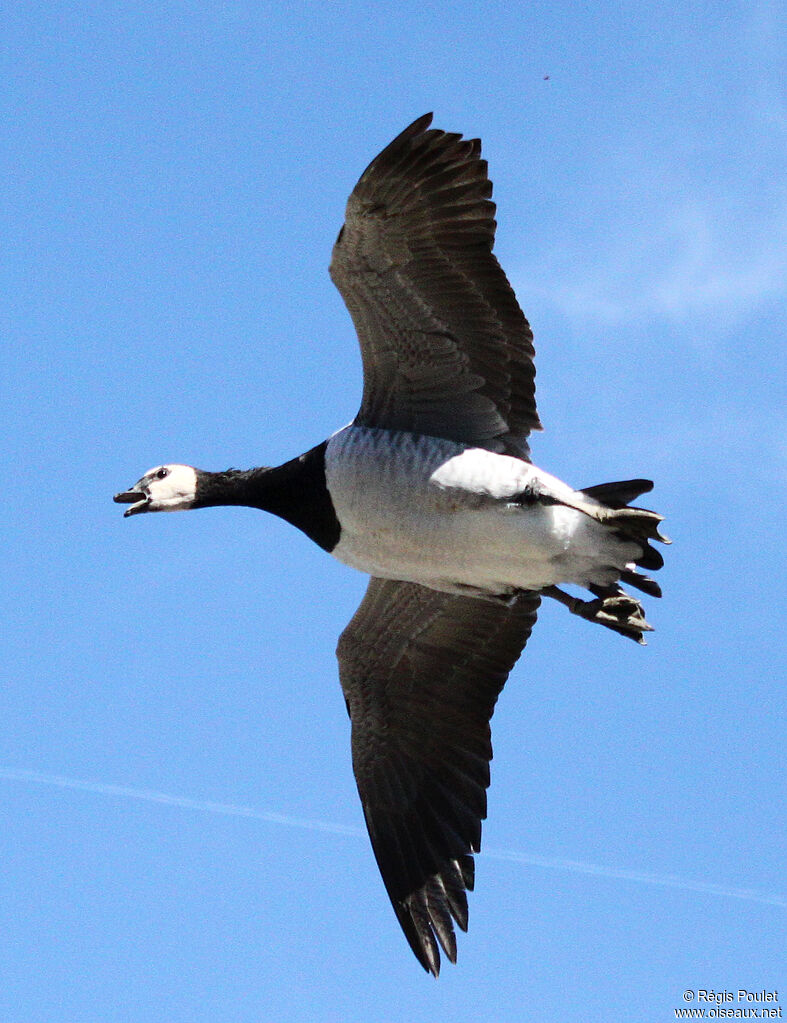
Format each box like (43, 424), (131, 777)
(2, 767), (784, 909)
(0, 768), (363, 838)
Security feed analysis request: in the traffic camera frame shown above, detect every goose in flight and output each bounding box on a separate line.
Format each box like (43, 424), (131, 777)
(114, 114), (667, 975)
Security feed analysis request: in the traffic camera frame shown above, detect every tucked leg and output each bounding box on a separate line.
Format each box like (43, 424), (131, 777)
(543, 585), (652, 644)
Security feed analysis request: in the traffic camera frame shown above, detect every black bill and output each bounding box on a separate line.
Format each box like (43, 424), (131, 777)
(113, 489), (149, 516)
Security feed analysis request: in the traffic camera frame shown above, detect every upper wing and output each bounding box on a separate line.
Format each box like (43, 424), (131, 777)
(337, 578), (540, 975)
(330, 113), (541, 459)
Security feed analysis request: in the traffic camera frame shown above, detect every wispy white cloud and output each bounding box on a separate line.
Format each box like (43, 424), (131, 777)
(510, 10), (787, 341)
(748, 0), (787, 136)
(515, 194), (787, 335)
(3, 768), (784, 909)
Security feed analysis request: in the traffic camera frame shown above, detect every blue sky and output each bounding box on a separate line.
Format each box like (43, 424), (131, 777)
(2, 2), (785, 1020)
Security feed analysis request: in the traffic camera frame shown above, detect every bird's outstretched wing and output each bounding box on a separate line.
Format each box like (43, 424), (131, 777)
(330, 113), (541, 459)
(337, 578), (540, 974)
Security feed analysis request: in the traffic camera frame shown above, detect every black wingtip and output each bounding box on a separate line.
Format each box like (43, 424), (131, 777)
(397, 899), (442, 977)
(390, 112), (434, 147)
(410, 111), (434, 131)
(356, 113), (436, 188)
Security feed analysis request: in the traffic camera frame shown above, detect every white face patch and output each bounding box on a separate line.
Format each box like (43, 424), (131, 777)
(142, 464), (198, 512)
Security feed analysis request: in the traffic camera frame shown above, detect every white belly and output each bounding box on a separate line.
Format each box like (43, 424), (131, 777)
(324, 426), (636, 595)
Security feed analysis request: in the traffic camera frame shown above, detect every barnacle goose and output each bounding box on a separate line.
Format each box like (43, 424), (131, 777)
(115, 114), (668, 975)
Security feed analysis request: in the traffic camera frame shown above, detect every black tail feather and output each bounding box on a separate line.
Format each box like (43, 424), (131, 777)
(620, 568), (662, 598)
(581, 478), (669, 585)
(557, 477), (670, 640)
(633, 543), (664, 572)
(582, 478), (654, 508)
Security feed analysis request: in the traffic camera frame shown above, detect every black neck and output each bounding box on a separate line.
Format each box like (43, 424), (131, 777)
(194, 441), (340, 552)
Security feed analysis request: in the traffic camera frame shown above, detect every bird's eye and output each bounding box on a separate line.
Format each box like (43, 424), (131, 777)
(156, 468), (169, 479)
